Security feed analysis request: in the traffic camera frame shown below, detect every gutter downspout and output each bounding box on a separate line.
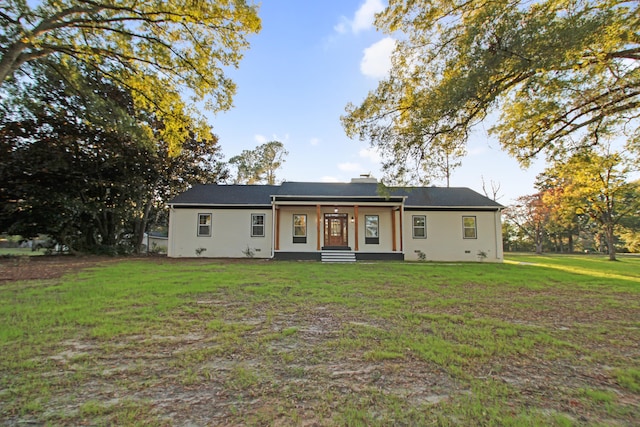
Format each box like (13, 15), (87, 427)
(167, 204), (174, 257)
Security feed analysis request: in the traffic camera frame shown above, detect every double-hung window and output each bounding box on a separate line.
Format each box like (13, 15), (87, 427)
(251, 214), (265, 237)
(293, 214), (307, 243)
(412, 215), (426, 238)
(365, 215), (379, 244)
(198, 213), (212, 237)
(463, 216), (477, 239)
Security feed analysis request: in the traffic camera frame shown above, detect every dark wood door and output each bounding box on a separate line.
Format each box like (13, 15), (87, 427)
(324, 214), (348, 247)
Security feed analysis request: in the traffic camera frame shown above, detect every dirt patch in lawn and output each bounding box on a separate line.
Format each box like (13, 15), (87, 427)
(1, 256), (638, 426)
(0, 254), (120, 282)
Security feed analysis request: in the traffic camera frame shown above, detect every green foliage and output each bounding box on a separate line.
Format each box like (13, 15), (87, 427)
(535, 147), (640, 258)
(342, 0), (640, 181)
(0, 0), (261, 152)
(0, 60), (228, 252)
(228, 141), (289, 185)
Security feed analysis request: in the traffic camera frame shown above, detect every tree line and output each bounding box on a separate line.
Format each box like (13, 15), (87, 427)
(502, 146), (639, 260)
(0, 0), (290, 254)
(0, 59), (287, 254)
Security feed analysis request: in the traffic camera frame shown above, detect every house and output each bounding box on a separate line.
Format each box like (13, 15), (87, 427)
(143, 232), (168, 253)
(167, 176), (504, 262)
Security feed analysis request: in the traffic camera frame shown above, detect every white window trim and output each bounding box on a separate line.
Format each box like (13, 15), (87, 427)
(197, 213), (212, 237)
(412, 215), (427, 239)
(463, 215), (477, 239)
(251, 213), (265, 237)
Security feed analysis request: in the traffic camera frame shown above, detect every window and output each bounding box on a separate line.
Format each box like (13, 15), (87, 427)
(251, 214), (265, 237)
(198, 213), (211, 237)
(365, 215), (379, 244)
(463, 216), (477, 239)
(412, 215), (426, 238)
(293, 214), (307, 243)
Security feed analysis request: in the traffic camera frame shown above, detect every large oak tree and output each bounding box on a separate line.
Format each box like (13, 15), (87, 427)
(0, 60), (228, 253)
(1, 0), (260, 151)
(342, 0), (639, 181)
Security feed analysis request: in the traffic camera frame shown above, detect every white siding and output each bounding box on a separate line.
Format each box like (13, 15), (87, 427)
(168, 205), (503, 262)
(168, 208), (272, 258)
(402, 210), (503, 262)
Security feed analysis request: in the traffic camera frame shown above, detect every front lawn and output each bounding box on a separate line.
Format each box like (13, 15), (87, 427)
(0, 255), (638, 425)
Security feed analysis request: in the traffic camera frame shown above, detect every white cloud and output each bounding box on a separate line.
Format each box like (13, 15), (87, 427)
(334, 20), (348, 34)
(360, 37), (396, 78)
(254, 134), (267, 144)
(359, 147), (382, 163)
(334, 0), (384, 35)
(310, 137), (321, 146)
(352, 0), (385, 33)
(338, 162), (363, 172)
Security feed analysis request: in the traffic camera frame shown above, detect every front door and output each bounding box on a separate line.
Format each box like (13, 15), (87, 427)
(324, 213), (348, 247)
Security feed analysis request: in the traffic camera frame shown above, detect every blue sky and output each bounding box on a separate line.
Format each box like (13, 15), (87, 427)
(209, 0), (544, 204)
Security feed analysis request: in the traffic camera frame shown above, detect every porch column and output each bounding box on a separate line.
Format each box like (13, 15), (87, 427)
(316, 204), (321, 251)
(391, 209), (397, 252)
(354, 205), (359, 252)
(275, 207), (280, 251)
(399, 204), (404, 252)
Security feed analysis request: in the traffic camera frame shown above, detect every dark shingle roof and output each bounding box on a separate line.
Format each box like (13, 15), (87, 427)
(392, 187), (503, 208)
(277, 182), (391, 199)
(168, 182), (503, 209)
(169, 184), (277, 205)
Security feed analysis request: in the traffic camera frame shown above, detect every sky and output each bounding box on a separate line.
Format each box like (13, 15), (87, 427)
(207, 0), (545, 204)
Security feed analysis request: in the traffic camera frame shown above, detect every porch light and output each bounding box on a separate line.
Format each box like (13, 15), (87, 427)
(334, 207), (339, 213)
(350, 216), (355, 223)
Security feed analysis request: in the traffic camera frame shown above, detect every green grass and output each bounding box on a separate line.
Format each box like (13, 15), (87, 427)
(0, 254), (638, 425)
(0, 247), (44, 256)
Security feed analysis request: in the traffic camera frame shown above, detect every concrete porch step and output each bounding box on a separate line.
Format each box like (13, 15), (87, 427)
(321, 251), (356, 263)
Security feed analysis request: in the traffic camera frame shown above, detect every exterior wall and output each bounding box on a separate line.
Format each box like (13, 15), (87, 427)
(403, 210), (503, 262)
(277, 206), (320, 252)
(147, 236), (168, 252)
(168, 208), (272, 258)
(275, 205), (399, 253)
(356, 206), (397, 253)
(168, 205), (503, 262)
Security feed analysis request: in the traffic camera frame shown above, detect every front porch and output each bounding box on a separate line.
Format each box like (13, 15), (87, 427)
(271, 198), (406, 261)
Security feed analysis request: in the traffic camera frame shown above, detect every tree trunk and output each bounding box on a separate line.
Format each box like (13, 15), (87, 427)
(132, 198), (154, 254)
(605, 224), (617, 261)
(568, 232), (574, 253)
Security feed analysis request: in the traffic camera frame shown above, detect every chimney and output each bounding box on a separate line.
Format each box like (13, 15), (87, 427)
(350, 173), (377, 183)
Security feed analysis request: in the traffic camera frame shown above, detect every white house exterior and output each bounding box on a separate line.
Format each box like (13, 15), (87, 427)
(167, 177), (504, 262)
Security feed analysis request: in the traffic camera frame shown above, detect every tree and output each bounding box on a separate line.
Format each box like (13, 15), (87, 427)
(1, 0), (260, 151)
(617, 192), (640, 252)
(535, 172), (586, 253)
(228, 141), (288, 185)
(537, 147), (640, 260)
(0, 59), (228, 253)
(342, 0), (639, 173)
(504, 194), (551, 254)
